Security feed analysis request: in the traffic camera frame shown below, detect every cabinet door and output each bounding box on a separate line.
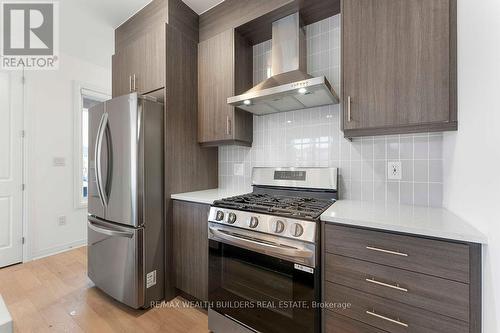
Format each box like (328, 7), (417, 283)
(112, 51), (131, 98)
(173, 200), (209, 301)
(343, 0), (455, 136)
(135, 24), (166, 95)
(198, 29), (235, 143)
(112, 24), (165, 98)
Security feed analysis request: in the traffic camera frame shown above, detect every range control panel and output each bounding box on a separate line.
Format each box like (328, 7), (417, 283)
(208, 207), (317, 243)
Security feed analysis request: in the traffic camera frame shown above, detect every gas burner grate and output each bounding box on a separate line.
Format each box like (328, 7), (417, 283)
(213, 193), (334, 220)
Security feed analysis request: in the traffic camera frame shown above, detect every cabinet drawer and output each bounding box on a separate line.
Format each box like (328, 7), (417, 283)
(325, 311), (386, 333)
(324, 224), (470, 283)
(325, 283), (468, 333)
(325, 254), (469, 322)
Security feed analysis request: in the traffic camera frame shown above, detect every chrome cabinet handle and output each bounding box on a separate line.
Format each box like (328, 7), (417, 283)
(95, 113), (109, 208)
(133, 74), (136, 91)
(88, 221), (133, 238)
(209, 227), (313, 259)
(347, 95), (352, 122)
(365, 277), (408, 292)
(129, 75), (132, 92)
(366, 310), (408, 328)
(366, 246), (408, 257)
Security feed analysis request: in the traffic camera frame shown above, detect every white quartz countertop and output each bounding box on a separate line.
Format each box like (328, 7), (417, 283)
(320, 200), (487, 244)
(171, 188), (245, 205)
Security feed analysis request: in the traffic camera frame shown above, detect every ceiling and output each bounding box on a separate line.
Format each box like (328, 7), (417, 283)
(79, 0), (225, 29)
(68, 0), (151, 28)
(60, 0), (225, 68)
(182, 0), (225, 14)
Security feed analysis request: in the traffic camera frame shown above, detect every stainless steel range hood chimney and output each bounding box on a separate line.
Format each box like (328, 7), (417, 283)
(227, 13), (339, 115)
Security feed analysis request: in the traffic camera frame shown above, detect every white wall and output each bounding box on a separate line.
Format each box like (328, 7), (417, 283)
(59, 0), (115, 68)
(25, 53), (111, 259)
(22, 1), (114, 259)
(443, 0), (500, 332)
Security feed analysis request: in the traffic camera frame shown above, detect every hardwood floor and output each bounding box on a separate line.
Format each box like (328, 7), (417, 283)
(0, 247), (208, 333)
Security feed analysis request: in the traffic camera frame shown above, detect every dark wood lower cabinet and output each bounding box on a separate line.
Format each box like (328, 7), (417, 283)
(325, 283), (467, 333)
(172, 200), (209, 302)
(324, 254), (469, 322)
(322, 223), (481, 333)
(325, 311), (387, 333)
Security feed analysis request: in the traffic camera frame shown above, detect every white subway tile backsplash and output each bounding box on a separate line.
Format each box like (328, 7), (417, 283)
(414, 160), (429, 182)
(373, 138), (386, 160)
(429, 134), (444, 159)
(429, 183), (443, 207)
(218, 15), (444, 207)
(414, 136), (429, 160)
(400, 182), (414, 205)
(362, 160), (375, 182)
(429, 160), (443, 183)
(400, 136), (414, 160)
(373, 160), (386, 182)
(350, 161), (362, 181)
(414, 183), (429, 206)
(351, 181), (362, 200)
(401, 160), (413, 182)
(387, 182), (400, 204)
(361, 181), (374, 201)
(361, 137), (374, 160)
(386, 137), (400, 160)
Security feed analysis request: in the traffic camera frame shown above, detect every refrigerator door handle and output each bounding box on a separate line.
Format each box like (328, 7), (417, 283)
(95, 112), (109, 208)
(104, 123), (113, 204)
(88, 220), (134, 238)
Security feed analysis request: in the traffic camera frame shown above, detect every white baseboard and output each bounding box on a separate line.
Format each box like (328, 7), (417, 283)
(0, 295), (12, 333)
(30, 239), (87, 261)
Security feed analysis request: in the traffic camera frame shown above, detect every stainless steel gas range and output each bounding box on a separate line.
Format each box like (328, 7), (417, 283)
(208, 167), (338, 333)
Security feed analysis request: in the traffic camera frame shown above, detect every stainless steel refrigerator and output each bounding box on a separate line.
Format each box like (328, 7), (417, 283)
(87, 93), (164, 309)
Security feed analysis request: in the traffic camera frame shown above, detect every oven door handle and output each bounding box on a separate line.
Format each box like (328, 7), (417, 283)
(209, 227), (313, 259)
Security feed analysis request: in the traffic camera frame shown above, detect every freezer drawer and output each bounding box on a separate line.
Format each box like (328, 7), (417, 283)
(87, 217), (144, 308)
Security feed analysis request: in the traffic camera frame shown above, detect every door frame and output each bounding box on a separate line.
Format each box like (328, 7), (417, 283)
(0, 69), (28, 265)
(72, 80), (111, 210)
(21, 70), (28, 263)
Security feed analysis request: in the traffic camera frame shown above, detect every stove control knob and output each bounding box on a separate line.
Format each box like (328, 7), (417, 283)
(227, 212), (237, 224)
(249, 217), (259, 229)
(291, 223), (304, 237)
(215, 210), (224, 221)
(273, 220), (286, 234)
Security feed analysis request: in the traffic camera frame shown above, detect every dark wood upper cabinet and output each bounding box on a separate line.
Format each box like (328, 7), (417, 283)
(196, 0), (342, 146)
(342, 0), (457, 138)
(137, 24), (166, 94)
(198, 29), (253, 146)
(112, 24), (165, 98)
(111, 48), (129, 98)
(172, 200), (209, 301)
(114, 0), (168, 52)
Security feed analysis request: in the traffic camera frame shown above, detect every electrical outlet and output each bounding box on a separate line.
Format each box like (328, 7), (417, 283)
(387, 161), (402, 180)
(58, 216), (67, 226)
(233, 163), (244, 176)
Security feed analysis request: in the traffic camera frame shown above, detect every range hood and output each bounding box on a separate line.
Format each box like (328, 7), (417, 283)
(227, 13), (339, 115)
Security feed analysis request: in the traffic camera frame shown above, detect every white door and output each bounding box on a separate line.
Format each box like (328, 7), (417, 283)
(0, 71), (24, 267)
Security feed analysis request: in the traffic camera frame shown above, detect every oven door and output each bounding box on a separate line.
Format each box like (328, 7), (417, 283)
(208, 223), (319, 333)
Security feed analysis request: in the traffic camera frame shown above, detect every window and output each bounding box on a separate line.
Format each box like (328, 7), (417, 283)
(74, 82), (110, 208)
